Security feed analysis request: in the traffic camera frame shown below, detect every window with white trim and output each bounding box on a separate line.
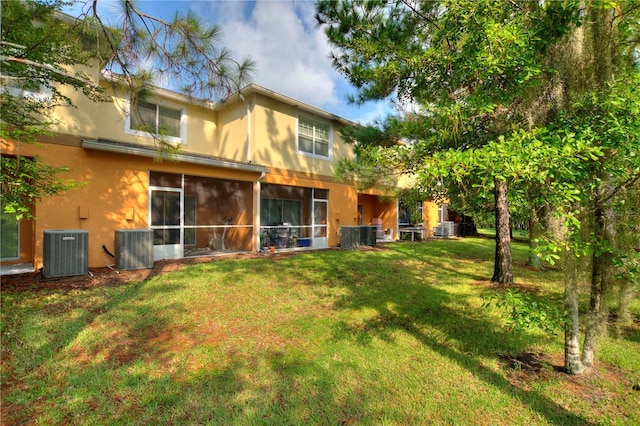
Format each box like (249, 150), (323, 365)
(0, 72), (52, 101)
(126, 99), (186, 144)
(297, 116), (332, 158)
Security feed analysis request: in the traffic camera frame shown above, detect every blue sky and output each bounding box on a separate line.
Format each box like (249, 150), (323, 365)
(75, 0), (392, 124)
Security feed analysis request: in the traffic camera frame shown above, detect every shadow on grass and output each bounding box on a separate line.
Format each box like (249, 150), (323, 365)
(0, 280), (190, 424)
(2, 241), (596, 424)
(292, 244), (593, 425)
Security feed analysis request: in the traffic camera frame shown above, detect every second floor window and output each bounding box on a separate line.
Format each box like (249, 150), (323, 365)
(0, 72), (52, 101)
(127, 100), (185, 143)
(298, 116), (331, 158)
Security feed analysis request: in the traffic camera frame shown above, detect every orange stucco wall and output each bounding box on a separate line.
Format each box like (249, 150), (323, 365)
(357, 193), (397, 238)
(2, 75), (402, 271)
(423, 200), (440, 237)
(2, 137), (264, 269)
(2, 140), (399, 269)
(3, 136), (400, 271)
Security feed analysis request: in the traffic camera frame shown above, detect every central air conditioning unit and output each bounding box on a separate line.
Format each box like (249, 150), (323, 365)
(115, 229), (153, 271)
(341, 226), (378, 249)
(360, 226), (377, 247)
(114, 229), (154, 271)
(340, 226), (361, 249)
(434, 221), (455, 237)
(441, 221), (454, 236)
(43, 230), (89, 278)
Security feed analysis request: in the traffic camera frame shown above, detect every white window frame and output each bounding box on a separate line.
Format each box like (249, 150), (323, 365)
(296, 114), (333, 160)
(0, 207), (20, 261)
(0, 74), (53, 101)
(125, 96), (187, 145)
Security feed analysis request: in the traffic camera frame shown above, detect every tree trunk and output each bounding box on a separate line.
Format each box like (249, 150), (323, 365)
(564, 253), (585, 374)
(582, 190), (614, 370)
(547, 210), (585, 374)
(492, 179), (513, 284)
(527, 205), (543, 269)
(580, 2), (621, 371)
(614, 280), (636, 337)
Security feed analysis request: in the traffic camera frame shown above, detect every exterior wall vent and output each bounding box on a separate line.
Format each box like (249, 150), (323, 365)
(115, 229), (154, 270)
(43, 230), (89, 278)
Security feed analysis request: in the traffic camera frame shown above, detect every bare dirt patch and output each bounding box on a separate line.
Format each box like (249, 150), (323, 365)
(1, 258), (199, 293)
(499, 351), (637, 400)
(0, 251), (280, 292)
(474, 279), (545, 293)
(0, 246), (390, 293)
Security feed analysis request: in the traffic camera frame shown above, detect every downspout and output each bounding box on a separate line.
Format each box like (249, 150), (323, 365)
(239, 92), (251, 163)
(241, 91), (261, 252)
(395, 198), (400, 241)
(255, 171), (266, 252)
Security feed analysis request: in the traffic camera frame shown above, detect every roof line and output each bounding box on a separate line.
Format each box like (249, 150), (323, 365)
(233, 84), (357, 126)
(100, 73), (356, 126)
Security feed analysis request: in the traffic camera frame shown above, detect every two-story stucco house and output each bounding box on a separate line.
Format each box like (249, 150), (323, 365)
(3, 70), (429, 273)
(1, 12), (447, 274)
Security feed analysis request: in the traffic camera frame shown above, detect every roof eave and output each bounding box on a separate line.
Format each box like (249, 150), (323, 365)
(82, 139), (269, 174)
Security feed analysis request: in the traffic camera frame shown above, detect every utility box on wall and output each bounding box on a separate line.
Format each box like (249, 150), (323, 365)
(43, 230), (89, 278)
(115, 229), (154, 270)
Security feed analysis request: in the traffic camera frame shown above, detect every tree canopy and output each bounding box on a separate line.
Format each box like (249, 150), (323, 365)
(317, 0), (640, 373)
(318, 0), (583, 285)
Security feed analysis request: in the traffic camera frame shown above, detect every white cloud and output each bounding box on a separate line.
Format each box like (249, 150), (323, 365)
(69, 0), (383, 118)
(347, 102), (393, 126)
(200, 0), (340, 110)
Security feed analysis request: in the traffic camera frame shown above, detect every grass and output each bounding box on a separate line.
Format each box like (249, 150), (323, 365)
(2, 238), (639, 425)
(477, 227), (530, 242)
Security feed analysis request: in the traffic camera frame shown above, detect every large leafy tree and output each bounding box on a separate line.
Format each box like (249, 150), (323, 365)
(1, 0), (254, 219)
(316, 0), (580, 284)
(318, 0), (640, 374)
(544, 2), (640, 373)
(1, 0), (103, 219)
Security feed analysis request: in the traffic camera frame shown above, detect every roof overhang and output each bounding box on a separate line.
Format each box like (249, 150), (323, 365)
(99, 74), (357, 128)
(82, 139), (270, 174)
(100, 71), (219, 110)
(233, 84), (357, 127)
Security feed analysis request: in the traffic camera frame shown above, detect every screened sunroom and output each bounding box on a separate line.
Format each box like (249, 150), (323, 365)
(260, 184), (328, 250)
(149, 171), (255, 259)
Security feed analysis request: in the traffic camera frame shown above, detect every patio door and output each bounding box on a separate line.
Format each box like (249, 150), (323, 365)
(312, 189), (328, 249)
(150, 187), (183, 260)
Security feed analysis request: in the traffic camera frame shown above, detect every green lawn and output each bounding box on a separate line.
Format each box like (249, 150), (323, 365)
(2, 239), (639, 425)
(477, 227), (530, 242)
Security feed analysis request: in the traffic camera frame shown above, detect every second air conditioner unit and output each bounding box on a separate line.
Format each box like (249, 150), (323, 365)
(115, 229), (154, 271)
